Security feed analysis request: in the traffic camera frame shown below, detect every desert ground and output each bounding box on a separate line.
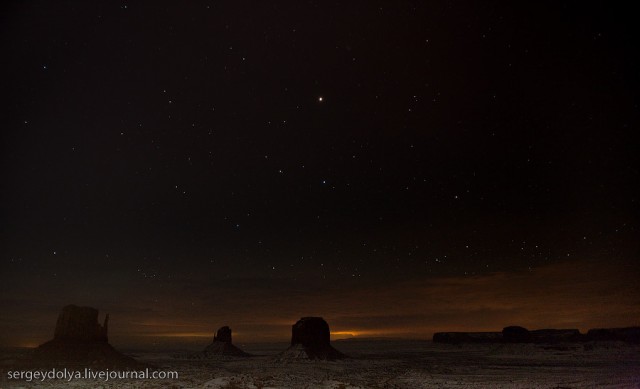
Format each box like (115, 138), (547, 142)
(1, 339), (639, 388)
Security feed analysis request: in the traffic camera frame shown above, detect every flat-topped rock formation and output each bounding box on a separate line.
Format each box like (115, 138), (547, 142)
(434, 326), (640, 344)
(200, 326), (250, 357)
(214, 326), (232, 343)
(278, 317), (345, 360)
(432, 332), (503, 344)
(531, 329), (582, 343)
(587, 327), (640, 344)
(32, 305), (139, 368)
(502, 326), (532, 343)
(53, 305), (109, 342)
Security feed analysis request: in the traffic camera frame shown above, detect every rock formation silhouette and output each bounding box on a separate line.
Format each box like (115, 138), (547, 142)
(434, 325), (640, 344)
(200, 326), (250, 357)
(32, 305), (139, 368)
(587, 327), (640, 344)
(53, 305), (108, 342)
(530, 329), (582, 343)
(279, 317), (345, 360)
(502, 326), (532, 343)
(213, 326), (232, 343)
(432, 331), (502, 344)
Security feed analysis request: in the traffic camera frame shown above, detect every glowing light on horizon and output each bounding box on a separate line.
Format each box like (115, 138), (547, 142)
(143, 332), (213, 338)
(331, 331), (359, 338)
(19, 342), (40, 348)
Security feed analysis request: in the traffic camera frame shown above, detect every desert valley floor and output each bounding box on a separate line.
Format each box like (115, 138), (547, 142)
(1, 339), (639, 388)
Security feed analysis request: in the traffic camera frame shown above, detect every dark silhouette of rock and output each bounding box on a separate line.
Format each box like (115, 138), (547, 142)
(200, 326), (250, 357)
(279, 317), (345, 360)
(434, 325), (640, 345)
(53, 305), (108, 342)
(502, 326), (532, 343)
(31, 305), (139, 368)
(213, 326), (232, 343)
(291, 316), (331, 348)
(433, 332), (502, 344)
(530, 329), (582, 343)
(587, 327), (640, 344)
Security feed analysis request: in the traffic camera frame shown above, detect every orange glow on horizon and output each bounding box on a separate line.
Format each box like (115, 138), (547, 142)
(142, 332), (213, 338)
(331, 328), (416, 339)
(5, 260), (637, 349)
(331, 331), (358, 338)
(18, 342), (39, 348)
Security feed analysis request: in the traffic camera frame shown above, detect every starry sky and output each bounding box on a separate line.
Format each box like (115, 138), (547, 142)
(1, 1), (638, 348)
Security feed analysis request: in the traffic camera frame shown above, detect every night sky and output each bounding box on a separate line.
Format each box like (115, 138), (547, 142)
(1, 1), (638, 348)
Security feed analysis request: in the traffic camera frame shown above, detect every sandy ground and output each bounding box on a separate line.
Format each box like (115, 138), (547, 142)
(1, 340), (639, 388)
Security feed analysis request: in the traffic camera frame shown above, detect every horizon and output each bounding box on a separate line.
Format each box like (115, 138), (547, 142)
(4, 260), (638, 349)
(10, 325), (640, 351)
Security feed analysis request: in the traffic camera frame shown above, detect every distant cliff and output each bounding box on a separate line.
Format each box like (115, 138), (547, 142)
(434, 326), (639, 344)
